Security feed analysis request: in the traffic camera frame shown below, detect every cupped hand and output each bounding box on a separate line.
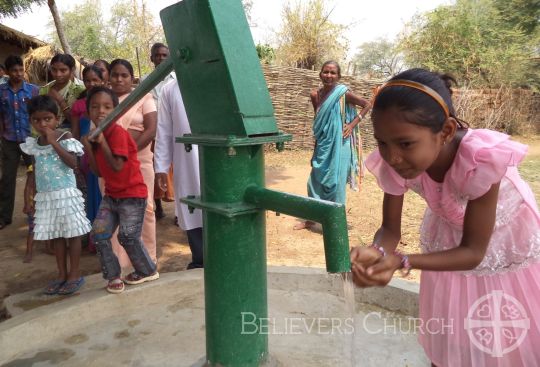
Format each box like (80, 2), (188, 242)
(350, 246), (381, 268)
(354, 253), (402, 288)
(350, 246), (383, 288)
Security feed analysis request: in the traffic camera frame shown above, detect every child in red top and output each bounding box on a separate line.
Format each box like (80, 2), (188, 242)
(82, 87), (158, 293)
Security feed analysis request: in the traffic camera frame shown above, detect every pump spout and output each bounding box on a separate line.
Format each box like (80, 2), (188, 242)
(244, 185), (351, 273)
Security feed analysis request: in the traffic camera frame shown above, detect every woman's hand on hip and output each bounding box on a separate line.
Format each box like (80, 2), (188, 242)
(343, 123), (354, 138)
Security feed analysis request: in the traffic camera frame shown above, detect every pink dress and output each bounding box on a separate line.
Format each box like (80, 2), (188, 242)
(366, 129), (540, 367)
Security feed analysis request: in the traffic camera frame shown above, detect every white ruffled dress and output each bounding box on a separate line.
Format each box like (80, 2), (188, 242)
(20, 137), (92, 240)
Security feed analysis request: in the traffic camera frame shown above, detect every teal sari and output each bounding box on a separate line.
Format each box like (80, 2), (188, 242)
(307, 84), (358, 204)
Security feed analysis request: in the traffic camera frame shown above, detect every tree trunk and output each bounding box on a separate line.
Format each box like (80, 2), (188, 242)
(47, 0), (72, 54)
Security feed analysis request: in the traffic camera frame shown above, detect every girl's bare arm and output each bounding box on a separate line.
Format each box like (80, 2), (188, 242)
(71, 114), (81, 140)
(375, 193), (404, 252)
(133, 111), (157, 151)
(81, 137), (100, 176)
(48, 131), (77, 169)
(408, 182), (499, 271)
(350, 193), (404, 287)
(364, 182), (500, 285)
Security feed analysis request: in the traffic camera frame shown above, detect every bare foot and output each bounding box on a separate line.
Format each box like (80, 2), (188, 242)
(23, 253), (32, 263)
(293, 220), (315, 230)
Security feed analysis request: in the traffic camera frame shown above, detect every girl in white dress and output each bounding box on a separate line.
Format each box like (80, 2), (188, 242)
(21, 95), (91, 295)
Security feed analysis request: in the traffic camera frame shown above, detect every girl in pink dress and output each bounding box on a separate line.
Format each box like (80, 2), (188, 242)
(350, 68), (540, 366)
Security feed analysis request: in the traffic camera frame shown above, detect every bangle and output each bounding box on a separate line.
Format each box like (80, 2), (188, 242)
(393, 250), (411, 276)
(370, 244), (386, 257)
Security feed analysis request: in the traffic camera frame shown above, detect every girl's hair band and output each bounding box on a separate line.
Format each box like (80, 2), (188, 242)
(373, 79), (450, 118)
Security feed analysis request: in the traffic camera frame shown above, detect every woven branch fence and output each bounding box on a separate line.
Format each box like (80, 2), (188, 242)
(262, 65), (540, 151)
(262, 65), (380, 151)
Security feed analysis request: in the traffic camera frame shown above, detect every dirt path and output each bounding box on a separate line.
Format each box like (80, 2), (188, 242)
(3, 136), (539, 308)
(0, 150), (425, 308)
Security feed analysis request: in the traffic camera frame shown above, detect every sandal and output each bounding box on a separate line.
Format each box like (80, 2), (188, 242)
(124, 271), (160, 285)
(107, 278), (125, 294)
(57, 277), (85, 295)
(44, 280), (65, 295)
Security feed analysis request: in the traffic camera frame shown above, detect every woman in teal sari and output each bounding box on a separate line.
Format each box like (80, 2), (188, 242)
(295, 61), (371, 230)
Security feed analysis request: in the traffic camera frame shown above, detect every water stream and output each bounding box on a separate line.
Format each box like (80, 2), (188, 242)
(342, 272), (357, 367)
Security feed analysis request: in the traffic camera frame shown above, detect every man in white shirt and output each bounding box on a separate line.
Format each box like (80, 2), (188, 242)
(154, 79), (203, 269)
(142, 42), (176, 219)
(142, 43), (176, 105)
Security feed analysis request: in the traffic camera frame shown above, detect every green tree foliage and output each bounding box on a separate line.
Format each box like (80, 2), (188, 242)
(48, 1), (108, 60)
(276, 0), (348, 70)
(0, 0), (44, 16)
(107, 0), (164, 76)
(242, 0), (253, 24)
(399, 0), (538, 88)
(352, 38), (404, 78)
(256, 44), (275, 64)
(493, 0), (540, 35)
(49, 0), (164, 77)
(1, 0), (71, 53)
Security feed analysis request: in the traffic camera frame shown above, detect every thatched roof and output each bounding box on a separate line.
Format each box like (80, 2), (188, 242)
(0, 23), (46, 49)
(23, 45), (85, 86)
(23, 45), (56, 85)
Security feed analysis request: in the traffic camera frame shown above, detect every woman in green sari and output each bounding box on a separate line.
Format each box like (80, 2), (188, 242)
(294, 61), (371, 230)
(39, 54), (85, 130)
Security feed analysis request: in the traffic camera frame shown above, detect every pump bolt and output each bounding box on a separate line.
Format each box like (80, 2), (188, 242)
(185, 143), (192, 152)
(227, 147), (237, 156)
(177, 47), (191, 62)
(276, 142), (285, 152)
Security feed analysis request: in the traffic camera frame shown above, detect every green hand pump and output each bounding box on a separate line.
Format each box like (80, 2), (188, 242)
(90, 1), (351, 365)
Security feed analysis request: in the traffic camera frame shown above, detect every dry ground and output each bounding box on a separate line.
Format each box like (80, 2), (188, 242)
(1, 135), (539, 314)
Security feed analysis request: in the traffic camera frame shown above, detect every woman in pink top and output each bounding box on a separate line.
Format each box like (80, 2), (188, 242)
(71, 65), (105, 140)
(350, 69), (540, 366)
(108, 59), (157, 267)
(71, 65), (106, 250)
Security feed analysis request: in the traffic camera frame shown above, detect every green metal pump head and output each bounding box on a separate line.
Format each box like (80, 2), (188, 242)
(160, 0), (278, 137)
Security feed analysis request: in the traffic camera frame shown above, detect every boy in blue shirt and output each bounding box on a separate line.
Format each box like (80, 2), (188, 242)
(0, 55), (39, 229)
(0, 64), (8, 84)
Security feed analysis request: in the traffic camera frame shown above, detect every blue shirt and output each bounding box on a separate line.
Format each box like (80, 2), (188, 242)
(0, 81), (39, 142)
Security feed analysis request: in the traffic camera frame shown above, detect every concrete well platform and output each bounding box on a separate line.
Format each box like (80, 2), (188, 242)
(0, 267), (429, 366)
